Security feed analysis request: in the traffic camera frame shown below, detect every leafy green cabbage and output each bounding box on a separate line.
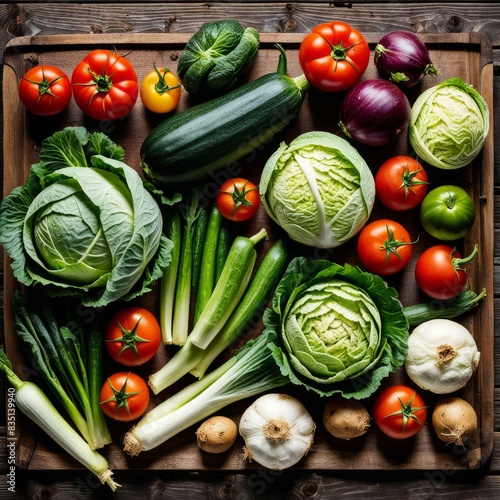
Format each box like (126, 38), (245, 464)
(0, 127), (173, 307)
(409, 77), (489, 169)
(259, 131), (375, 249)
(263, 258), (409, 399)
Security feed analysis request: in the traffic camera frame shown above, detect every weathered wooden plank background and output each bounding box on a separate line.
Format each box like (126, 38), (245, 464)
(0, 2), (499, 498)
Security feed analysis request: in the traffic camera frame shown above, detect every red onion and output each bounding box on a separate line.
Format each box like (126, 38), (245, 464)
(374, 31), (439, 88)
(338, 79), (411, 147)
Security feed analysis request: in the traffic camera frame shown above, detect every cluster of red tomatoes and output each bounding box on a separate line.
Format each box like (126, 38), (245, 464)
(18, 49), (182, 119)
(357, 155), (477, 301)
(99, 307), (161, 422)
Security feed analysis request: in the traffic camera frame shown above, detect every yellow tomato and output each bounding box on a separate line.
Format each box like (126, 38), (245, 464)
(140, 64), (182, 113)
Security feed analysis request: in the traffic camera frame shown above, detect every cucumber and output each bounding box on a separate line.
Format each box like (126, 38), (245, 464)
(140, 46), (309, 187)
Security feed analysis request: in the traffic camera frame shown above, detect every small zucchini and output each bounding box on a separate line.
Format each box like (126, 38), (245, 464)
(140, 45), (309, 187)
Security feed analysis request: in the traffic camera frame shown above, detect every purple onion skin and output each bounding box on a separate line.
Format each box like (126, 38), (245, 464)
(338, 79), (411, 147)
(374, 31), (439, 88)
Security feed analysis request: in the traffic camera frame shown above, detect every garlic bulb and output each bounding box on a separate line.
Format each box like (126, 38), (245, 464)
(404, 319), (480, 394)
(239, 393), (316, 470)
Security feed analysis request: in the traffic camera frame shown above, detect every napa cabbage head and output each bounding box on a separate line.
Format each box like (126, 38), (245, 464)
(409, 77), (489, 169)
(0, 127), (174, 307)
(264, 258), (409, 399)
(259, 131), (375, 249)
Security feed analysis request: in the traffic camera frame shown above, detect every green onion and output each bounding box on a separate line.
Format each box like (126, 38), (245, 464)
(0, 349), (120, 491)
(159, 208), (182, 344)
(148, 238), (288, 394)
(172, 191), (204, 345)
(191, 203), (209, 290)
(215, 225), (232, 283)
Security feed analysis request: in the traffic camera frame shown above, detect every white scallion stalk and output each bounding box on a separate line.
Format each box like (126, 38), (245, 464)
(124, 330), (288, 456)
(0, 351), (119, 491)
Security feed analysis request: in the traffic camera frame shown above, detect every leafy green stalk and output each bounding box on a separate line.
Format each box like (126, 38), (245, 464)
(14, 292), (111, 449)
(172, 191), (204, 345)
(13, 298), (92, 445)
(124, 330), (289, 456)
(159, 208), (182, 344)
(191, 204), (209, 290)
(87, 327), (113, 448)
(190, 239), (289, 378)
(149, 237), (286, 395)
(193, 206), (223, 323)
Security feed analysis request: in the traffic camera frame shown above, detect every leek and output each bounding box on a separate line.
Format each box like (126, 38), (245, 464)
(124, 330), (289, 456)
(0, 349), (120, 491)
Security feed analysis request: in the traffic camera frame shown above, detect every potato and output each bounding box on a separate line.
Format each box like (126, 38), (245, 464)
(323, 395), (371, 440)
(196, 416), (238, 453)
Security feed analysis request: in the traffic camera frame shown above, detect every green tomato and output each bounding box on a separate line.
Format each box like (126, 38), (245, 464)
(420, 185), (475, 240)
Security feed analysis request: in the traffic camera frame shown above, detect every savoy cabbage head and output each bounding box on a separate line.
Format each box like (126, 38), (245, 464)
(264, 257), (409, 399)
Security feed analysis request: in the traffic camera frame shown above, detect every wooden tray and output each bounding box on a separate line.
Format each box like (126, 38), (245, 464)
(2, 32), (495, 473)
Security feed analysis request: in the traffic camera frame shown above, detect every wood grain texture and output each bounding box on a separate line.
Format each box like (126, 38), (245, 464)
(0, 2), (499, 498)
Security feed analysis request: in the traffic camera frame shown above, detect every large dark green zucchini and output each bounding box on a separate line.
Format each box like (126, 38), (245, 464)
(140, 47), (309, 187)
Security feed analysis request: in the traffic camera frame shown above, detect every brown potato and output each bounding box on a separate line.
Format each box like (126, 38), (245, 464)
(323, 396), (371, 440)
(196, 416), (238, 453)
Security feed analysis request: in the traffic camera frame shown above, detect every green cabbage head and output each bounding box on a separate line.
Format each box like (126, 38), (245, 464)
(259, 131), (375, 249)
(409, 77), (489, 169)
(0, 127), (173, 307)
(264, 258), (409, 399)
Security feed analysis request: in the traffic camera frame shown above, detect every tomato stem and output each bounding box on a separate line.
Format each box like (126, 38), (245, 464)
(399, 163), (429, 199)
(22, 66), (66, 106)
(152, 63), (181, 95)
(451, 244), (479, 272)
(106, 318), (151, 360)
(380, 224), (419, 261)
(220, 179), (259, 216)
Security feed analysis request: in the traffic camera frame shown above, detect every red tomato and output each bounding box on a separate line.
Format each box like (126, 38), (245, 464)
(71, 49), (138, 120)
(375, 156), (429, 211)
(298, 21), (370, 92)
(216, 178), (260, 222)
(414, 244), (478, 300)
(100, 371), (150, 422)
(373, 385), (427, 440)
(19, 65), (71, 116)
(105, 307), (161, 366)
(357, 219), (416, 276)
